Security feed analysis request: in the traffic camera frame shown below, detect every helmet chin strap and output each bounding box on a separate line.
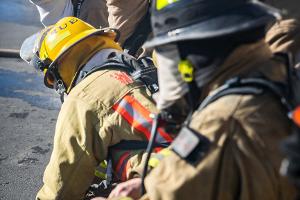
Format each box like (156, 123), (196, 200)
(49, 65), (67, 103)
(54, 78), (66, 103)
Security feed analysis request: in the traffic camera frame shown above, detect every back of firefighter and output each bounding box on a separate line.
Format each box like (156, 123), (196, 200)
(106, 0), (298, 199)
(25, 17), (172, 200)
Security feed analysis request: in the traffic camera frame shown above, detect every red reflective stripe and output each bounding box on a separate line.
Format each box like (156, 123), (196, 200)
(119, 96), (173, 142)
(115, 151), (130, 180)
(122, 160), (131, 181)
(157, 128), (173, 143)
(123, 96), (152, 121)
(113, 102), (151, 140)
(154, 147), (163, 153)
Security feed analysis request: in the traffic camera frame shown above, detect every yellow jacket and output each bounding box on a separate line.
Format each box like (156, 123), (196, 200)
(36, 69), (172, 200)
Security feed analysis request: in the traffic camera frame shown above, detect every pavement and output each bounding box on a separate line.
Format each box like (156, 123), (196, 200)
(0, 1), (61, 199)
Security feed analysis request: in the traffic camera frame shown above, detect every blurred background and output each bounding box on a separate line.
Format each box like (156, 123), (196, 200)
(0, 0), (60, 199)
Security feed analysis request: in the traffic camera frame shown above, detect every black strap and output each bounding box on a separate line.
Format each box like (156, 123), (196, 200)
(80, 53), (159, 94)
(47, 65), (67, 103)
(72, 0), (85, 17)
(109, 140), (170, 151)
(199, 77), (293, 112)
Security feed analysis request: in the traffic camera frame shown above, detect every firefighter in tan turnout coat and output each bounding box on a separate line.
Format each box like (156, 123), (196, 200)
(107, 0), (299, 199)
(25, 17), (172, 200)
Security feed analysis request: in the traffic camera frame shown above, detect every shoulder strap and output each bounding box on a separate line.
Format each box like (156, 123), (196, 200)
(84, 53), (140, 77)
(199, 77), (293, 112)
(80, 53), (159, 94)
(71, 0), (85, 17)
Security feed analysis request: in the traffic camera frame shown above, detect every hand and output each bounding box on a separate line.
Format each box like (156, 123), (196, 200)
(91, 197), (107, 200)
(108, 178), (142, 200)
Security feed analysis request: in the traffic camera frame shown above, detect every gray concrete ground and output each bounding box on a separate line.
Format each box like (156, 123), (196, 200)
(0, 1), (60, 199)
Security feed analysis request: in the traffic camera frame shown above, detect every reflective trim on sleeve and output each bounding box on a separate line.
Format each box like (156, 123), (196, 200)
(112, 95), (173, 144)
(148, 148), (172, 168)
(115, 151), (131, 181)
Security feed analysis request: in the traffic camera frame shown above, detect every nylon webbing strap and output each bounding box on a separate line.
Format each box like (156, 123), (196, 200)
(199, 77), (292, 112)
(83, 54), (138, 79)
(78, 54), (159, 94)
(199, 86), (263, 111)
(72, 0), (85, 17)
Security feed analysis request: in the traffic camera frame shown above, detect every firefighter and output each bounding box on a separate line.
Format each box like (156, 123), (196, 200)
(25, 16), (172, 200)
(108, 0), (298, 199)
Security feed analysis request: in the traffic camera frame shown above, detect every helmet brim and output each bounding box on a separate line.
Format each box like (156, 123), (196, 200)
(145, 2), (280, 48)
(50, 28), (118, 68)
(44, 28), (119, 88)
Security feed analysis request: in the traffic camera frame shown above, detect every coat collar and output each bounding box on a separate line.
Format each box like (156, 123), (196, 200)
(203, 40), (287, 96)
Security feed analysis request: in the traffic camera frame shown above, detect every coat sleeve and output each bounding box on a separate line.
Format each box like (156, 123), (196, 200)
(143, 117), (240, 200)
(36, 97), (106, 200)
(106, 0), (149, 44)
(143, 114), (293, 200)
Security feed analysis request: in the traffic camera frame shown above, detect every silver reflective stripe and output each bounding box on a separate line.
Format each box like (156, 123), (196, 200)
(117, 97), (169, 144)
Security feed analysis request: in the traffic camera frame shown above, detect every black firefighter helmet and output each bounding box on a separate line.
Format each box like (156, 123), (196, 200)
(145, 0), (281, 47)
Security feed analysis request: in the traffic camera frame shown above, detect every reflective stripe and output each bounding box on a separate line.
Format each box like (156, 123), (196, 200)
(111, 95), (173, 181)
(113, 95), (173, 144)
(115, 151), (131, 181)
(148, 148), (172, 168)
(111, 147), (163, 181)
(94, 160), (107, 179)
(154, 147), (163, 152)
(119, 198), (133, 200)
(94, 170), (106, 179)
(156, 0), (179, 10)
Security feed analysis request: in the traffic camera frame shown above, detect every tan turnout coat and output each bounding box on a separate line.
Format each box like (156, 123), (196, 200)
(36, 69), (160, 200)
(142, 41), (297, 200)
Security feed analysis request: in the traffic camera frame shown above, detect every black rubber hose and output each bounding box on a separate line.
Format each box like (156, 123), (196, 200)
(141, 113), (160, 195)
(0, 49), (20, 58)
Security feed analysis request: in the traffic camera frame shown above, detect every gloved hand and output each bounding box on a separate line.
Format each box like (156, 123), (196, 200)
(108, 178), (142, 200)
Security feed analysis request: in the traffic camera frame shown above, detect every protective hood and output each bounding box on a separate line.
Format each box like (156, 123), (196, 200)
(155, 47), (189, 110)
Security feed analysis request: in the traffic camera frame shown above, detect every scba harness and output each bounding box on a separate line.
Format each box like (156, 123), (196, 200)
(172, 53), (300, 187)
(80, 53), (173, 199)
(200, 77), (300, 186)
(140, 53), (300, 194)
(78, 52), (159, 95)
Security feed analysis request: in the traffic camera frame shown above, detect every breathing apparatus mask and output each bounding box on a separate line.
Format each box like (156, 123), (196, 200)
(155, 25), (268, 130)
(140, 39), (237, 194)
(155, 37), (242, 134)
